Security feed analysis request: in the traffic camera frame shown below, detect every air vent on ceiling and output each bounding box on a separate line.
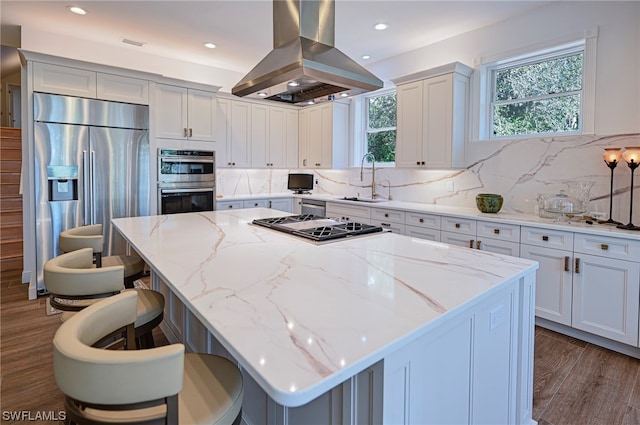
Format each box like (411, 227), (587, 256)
(121, 38), (145, 47)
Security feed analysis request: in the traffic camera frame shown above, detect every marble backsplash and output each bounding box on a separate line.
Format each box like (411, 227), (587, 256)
(216, 133), (640, 224)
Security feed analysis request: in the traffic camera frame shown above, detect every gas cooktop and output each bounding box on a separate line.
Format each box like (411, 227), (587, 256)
(251, 214), (384, 242)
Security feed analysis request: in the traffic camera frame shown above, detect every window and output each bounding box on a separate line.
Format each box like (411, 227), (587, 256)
(484, 41), (589, 140)
(365, 91), (396, 163)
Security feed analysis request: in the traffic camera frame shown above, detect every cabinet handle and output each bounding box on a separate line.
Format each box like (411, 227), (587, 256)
(419, 218), (424, 223)
(315, 163), (321, 166)
(601, 244), (609, 251)
(268, 201), (272, 208)
(183, 128), (188, 138)
(564, 256), (570, 272)
(303, 159), (307, 166)
(476, 240), (482, 250)
(381, 222), (391, 227)
(189, 128), (193, 137)
(232, 162), (236, 166)
(421, 161), (425, 165)
(455, 223), (461, 229)
(494, 229), (500, 234)
(384, 213), (389, 218)
(469, 240), (474, 248)
(575, 258), (581, 274)
(416, 161), (420, 166)
(228, 205), (233, 209)
(542, 235), (549, 241)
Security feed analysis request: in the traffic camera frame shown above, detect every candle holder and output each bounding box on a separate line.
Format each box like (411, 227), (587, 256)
(599, 148), (622, 225)
(617, 147), (640, 231)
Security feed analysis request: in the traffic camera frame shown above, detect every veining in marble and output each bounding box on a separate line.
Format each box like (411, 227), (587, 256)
(113, 208), (537, 406)
(216, 133), (640, 224)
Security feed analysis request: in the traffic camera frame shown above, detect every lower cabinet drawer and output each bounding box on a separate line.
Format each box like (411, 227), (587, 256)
(441, 216), (477, 234)
(477, 221), (520, 243)
(372, 221), (405, 235)
(243, 199), (269, 208)
(371, 208), (405, 224)
(216, 200), (244, 210)
(406, 225), (441, 242)
(520, 226), (574, 250)
(574, 233), (640, 260)
(405, 211), (441, 230)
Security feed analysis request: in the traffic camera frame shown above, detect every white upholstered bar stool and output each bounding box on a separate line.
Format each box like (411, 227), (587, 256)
(53, 291), (244, 425)
(44, 247), (164, 349)
(59, 224), (145, 289)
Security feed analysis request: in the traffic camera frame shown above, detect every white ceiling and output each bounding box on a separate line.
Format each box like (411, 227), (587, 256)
(1, 1), (550, 79)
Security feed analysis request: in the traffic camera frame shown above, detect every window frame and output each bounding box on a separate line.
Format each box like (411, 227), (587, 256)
(472, 27), (597, 142)
(361, 88), (397, 167)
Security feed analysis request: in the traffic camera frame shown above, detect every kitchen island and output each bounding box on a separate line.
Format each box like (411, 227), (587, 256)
(113, 208), (538, 425)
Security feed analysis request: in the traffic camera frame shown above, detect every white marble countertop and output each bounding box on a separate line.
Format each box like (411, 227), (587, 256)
(113, 208), (537, 406)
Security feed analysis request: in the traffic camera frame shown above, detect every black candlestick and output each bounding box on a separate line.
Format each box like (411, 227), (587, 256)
(617, 159), (640, 231)
(599, 159), (622, 225)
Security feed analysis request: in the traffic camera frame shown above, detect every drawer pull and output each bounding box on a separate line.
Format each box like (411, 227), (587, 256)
(384, 213), (389, 218)
(564, 256), (570, 272)
(381, 222), (391, 227)
(469, 240), (474, 248)
(575, 258), (581, 274)
(419, 218), (424, 223)
(601, 244), (609, 251)
(455, 223), (461, 229)
(476, 240), (482, 250)
(184, 128), (188, 138)
(494, 229), (500, 234)
(542, 235), (549, 241)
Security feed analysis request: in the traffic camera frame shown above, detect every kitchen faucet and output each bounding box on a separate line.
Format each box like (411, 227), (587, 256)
(360, 152), (377, 199)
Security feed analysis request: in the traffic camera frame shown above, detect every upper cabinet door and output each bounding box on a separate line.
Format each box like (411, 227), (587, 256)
(156, 84), (189, 139)
(395, 81), (424, 167)
(422, 74), (454, 168)
(187, 89), (217, 142)
(33, 62), (97, 98)
(156, 84), (217, 141)
(97, 73), (149, 105)
(268, 107), (287, 168)
(228, 101), (252, 168)
(250, 104), (270, 168)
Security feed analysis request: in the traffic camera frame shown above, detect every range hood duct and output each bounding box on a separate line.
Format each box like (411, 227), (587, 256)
(232, 0), (383, 105)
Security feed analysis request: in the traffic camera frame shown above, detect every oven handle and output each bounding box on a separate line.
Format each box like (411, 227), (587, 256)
(160, 157), (214, 164)
(160, 188), (214, 194)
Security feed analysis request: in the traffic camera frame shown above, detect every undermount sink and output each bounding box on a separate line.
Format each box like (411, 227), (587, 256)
(338, 197), (386, 203)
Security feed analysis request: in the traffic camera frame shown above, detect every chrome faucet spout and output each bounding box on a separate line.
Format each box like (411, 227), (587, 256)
(360, 152), (377, 199)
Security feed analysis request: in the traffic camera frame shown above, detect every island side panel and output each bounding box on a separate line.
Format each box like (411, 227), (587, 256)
(382, 275), (530, 424)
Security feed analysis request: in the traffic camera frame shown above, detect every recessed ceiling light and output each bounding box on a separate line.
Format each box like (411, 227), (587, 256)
(203, 42), (216, 49)
(362, 55), (371, 60)
(339, 93), (349, 97)
(288, 81), (300, 87)
(307, 100), (315, 105)
(67, 5), (87, 15)
(257, 92), (268, 97)
(374, 23), (388, 31)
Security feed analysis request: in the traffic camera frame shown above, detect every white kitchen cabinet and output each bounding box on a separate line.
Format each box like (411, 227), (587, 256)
(216, 200), (244, 210)
(96, 73), (149, 104)
(269, 198), (294, 213)
(250, 104), (299, 168)
(394, 62), (471, 169)
(405, 211), (441, 241)
(298, 101), (349, 169)
(156, 83), (217, 141)
(571, 234), (640, 345)
(441, 216), (520, 256)
(326, 202), (370, 223)
(33, 62), (150, 105)
(520, 243), (573, 326)
(33, 62), (97, 98)
(226, 100), (253, 167)
(243, 199), (269, 209)
(371, 207), (405, 234)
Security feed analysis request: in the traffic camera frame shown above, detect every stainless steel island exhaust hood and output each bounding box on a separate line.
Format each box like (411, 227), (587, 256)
(232, 0), (383, 105)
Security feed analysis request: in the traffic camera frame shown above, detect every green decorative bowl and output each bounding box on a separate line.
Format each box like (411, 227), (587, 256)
(476, 194), (504, 213)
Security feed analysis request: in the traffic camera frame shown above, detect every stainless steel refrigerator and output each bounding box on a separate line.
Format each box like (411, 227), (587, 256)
(34, 93), (149, 293)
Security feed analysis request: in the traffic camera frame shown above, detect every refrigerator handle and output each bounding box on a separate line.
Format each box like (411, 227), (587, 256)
(82, 150), (91, 224)
(90, 150), (96, 224)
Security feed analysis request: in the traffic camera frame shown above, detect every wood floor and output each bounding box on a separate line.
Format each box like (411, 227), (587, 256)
(2, 269), (640, 424)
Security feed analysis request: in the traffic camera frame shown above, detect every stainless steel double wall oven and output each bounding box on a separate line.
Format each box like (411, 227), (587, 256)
(157, 149), (215, 214)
